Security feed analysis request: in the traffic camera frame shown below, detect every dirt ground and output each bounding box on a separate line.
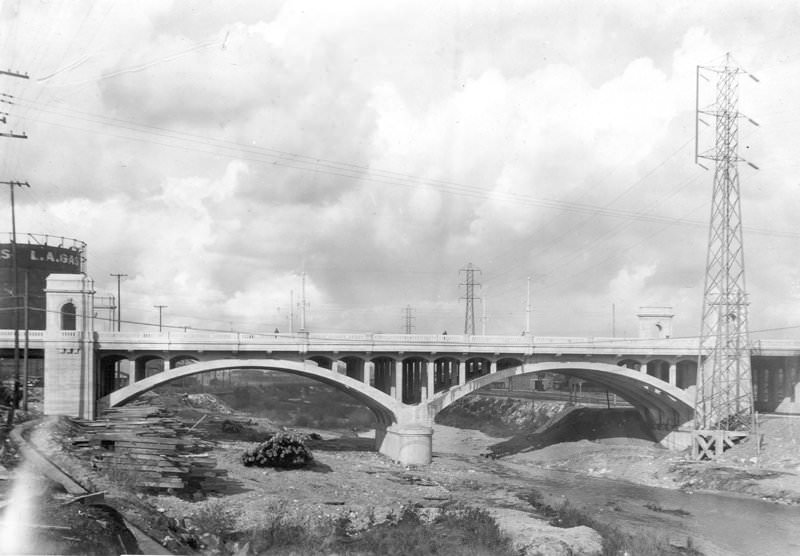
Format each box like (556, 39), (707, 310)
(5, 392), (800, 555)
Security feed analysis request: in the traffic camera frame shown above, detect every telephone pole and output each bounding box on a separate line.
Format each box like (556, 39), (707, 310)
(110, 273), (128, 331)
(1, 180), (29, 426)
(525, 276), (532, 335)
(459, 263), (481, 335)
(402, 305), (416, 334)
(693, 53), (759, 459)
(2, 67), (29, 428)
(154, 305), (167, 332)
(300, 271), (308, 331)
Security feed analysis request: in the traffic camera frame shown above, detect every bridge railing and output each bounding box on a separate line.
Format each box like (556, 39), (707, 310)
(84, 330), (708, 355)
(9, 328), (800, 356)
(0, 330), (45, 339)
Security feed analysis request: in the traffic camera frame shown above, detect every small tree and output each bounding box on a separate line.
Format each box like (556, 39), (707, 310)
(241, 432), (313, 469)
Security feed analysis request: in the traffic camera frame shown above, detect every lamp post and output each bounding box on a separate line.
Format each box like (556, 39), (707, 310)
(110, 273), (127, 331)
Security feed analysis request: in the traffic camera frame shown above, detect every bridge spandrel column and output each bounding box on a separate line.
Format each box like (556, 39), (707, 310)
(393, 360), (403, 401)
(458, 360), (466, 386)
(490, 361), (497, 374)
(126, 359), (136, 386)
(364, 361), (374, 386)
(669, 362), (677, 386)
(426, 361), (434, 400)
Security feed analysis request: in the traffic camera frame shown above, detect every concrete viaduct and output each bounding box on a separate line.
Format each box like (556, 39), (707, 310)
(18, 274), (800, 465)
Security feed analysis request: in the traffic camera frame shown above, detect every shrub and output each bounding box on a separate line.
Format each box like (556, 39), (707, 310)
(192, 500), (241, 540)
(241, 432), (313, 468)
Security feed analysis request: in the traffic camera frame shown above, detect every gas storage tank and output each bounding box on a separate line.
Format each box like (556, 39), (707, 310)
(0, 234), (86, 330)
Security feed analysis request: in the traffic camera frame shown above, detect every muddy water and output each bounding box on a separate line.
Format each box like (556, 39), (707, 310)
(504, 465), (800, 556)
(432, 424), (800, 556)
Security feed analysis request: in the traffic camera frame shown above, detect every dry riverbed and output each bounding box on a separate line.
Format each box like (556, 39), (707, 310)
(6, 394), (800, 555)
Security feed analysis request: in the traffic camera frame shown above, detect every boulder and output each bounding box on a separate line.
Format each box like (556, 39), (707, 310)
(488, 507), (602, 556)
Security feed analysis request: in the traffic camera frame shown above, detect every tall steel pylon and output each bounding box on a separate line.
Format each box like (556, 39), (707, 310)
(693, 53), (758, 457)
(460, 263), (481, 335)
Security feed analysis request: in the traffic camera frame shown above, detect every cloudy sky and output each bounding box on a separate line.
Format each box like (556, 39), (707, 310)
(1, 0), (799, 339)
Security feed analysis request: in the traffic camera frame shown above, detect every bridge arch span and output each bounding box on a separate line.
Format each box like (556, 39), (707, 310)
(105, 358), (402, 428)
(426, 361), (694, 427)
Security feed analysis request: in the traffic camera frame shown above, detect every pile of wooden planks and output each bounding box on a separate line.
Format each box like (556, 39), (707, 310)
(67, 404), (227, 491)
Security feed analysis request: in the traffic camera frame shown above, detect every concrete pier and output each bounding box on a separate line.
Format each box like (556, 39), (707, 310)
(375, 424), (433, 466)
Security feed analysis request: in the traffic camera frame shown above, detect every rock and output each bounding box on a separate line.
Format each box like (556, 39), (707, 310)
(488, 508), (603, 556)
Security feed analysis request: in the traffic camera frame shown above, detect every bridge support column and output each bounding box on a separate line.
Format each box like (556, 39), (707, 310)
(669, 362), (677, 387)
(426, 361), (434, 400)
(458, 360), (466, 386)
(126, 359), (135, 386)
(393, 360), (403, 401)
(490, 360), (497, 374)
(364, 361), (374, 386)
(375, 423), (433, 465)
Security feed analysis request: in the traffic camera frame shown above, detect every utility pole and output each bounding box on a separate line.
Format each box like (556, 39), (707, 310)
(1, 67), (29, 428)
(2, 180), (29, 427)
(289, 290), (294, 333)
(693, 53), (759, 459)
(94, 295), (117, 331)
(612, 303), (616, 338)
(300, 271), (308, 331)
(154, 305), (167, 332)
(21, 271), (28, 411)
(525, 276), (532, 335)
(481, 292), (487, 335)
(110, 273), (127, 331)
(459, 263), (481, 335)
(0, 70), (28, 141)
(402, 305), (416, 334)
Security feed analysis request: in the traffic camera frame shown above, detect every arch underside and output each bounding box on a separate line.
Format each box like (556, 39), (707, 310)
(428, 361), (693, 426)
(103, 359), (400, 427)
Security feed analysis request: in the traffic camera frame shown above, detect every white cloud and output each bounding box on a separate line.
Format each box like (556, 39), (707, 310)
(3, 2), (800, 338)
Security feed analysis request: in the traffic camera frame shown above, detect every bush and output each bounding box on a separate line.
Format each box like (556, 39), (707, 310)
(241, 432), (313, 468)
(192, 500), (241, 541)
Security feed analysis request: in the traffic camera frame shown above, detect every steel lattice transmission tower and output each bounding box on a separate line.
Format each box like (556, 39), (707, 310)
(402, 305), (416, 334)
(693, 53), (759, 457)
(460, 263), (481, 335)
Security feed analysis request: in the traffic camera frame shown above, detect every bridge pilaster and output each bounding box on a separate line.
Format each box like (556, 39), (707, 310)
(43, 274), (96, 420)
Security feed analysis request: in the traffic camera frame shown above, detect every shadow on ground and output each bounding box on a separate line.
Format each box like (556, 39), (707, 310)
(307, 436), (375, 452)
(488, 407), (657, 458)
